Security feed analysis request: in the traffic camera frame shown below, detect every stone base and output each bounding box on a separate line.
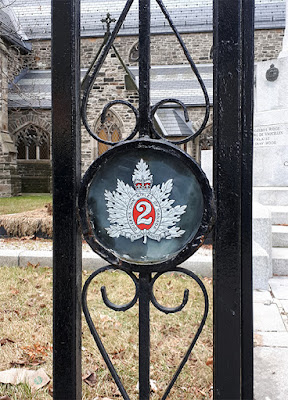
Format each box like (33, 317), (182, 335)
(17, 160), (52, 193)
(254, 187), (288, 206)
(253, 201), (272, 278)
(253, 241), (270, 290)
(0, 163), (21, 197)
(254, 186), (288, 279)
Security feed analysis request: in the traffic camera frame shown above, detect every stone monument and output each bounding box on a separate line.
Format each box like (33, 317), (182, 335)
(253, 1), (288, 284)
(254, 11), (288, 187)
(199, 8), (288, 288)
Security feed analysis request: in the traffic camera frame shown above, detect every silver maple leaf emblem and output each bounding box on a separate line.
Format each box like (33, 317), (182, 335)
(104, 159), (187, 244)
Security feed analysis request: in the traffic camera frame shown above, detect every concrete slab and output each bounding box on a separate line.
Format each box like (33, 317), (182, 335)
(0, 249), (19, 266)
(253, 241), (270, 290)
(254, 303), (286, 332)
(254, 187), (288, 206)
(254, 347), (288, 400)
(19, 250), (53, 268)
(253, 290), (273, 304)
(268, 205), (288, 225)
(82, 251), (106, 270)
(281, 300), (288, 313)
(253, 202), (272, 273)
(180, 254), (212, 278)
(0, 249), (213, 278)
(272, 248), (288, 275)
(272, 225), (288, 247)
(254, 332), (288, 348)
(269, 277), (288, 299)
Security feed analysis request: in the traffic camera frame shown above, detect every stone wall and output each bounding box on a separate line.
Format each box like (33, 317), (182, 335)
(24, 28), (285, 71)
(23, 40), (51, 70)
(255, 29), (284, 61)
(7, 35), (216, 176)
(17, 161), (51, 193)
(0, 161), (20, 197)
(82, 47), (139, 171)
(0, 39), (21, 197)
(8, 109), (51, 135)
(0, 39), (33, 197)
(7, 45), (27, 83)
(2, 27), (284, 195)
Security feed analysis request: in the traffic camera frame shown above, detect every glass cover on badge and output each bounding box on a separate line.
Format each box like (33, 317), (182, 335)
(87, 147), (204, 264)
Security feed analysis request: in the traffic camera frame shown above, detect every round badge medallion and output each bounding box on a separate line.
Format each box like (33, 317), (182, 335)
(79, 139), (214, 272)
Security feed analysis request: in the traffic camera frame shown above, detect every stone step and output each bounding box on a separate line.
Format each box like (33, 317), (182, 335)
(268, 205), (288, 225)
(254, 187), (288, 206)
(272, 247), (288, 276)
(272, 225), (288, 247)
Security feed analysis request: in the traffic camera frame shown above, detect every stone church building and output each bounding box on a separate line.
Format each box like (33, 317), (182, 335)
(0, 0), (285, 196)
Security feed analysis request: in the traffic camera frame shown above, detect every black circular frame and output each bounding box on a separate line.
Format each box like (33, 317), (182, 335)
(78, 138), (215, 273)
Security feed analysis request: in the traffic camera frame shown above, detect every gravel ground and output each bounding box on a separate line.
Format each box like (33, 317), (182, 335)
(0, 238), (212, 256)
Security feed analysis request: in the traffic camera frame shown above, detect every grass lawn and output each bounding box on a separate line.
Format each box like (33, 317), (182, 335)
(0, 195), (52, 215)
(0, 266), (213, 399)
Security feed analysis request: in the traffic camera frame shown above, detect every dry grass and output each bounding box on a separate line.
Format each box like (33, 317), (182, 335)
(0, 209), (52, 238)
(0, 266), (53, 399)
(0, 266), (213, 399)
(0, 195), (53, 238)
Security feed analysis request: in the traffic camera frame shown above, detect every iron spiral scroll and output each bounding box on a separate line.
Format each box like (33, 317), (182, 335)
(82, 266), (209, 400)
(79, 0), (214, 398)
(81, 0), (210, 145)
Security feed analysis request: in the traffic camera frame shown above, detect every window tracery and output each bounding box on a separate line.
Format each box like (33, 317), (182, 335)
(209, 45), (213, 60)
(129, 42), (139, 63)
(15, 125), (50, 160)
(94, 111), (122, 157)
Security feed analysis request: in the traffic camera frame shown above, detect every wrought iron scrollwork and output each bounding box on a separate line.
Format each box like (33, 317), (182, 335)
(82, 266), (138, 400)
(100, 271), (139, 312)
(82, 266), (209, 400)
(150, 274), (189, 315)
(100, 100), (139, 142)
(81, 0), (210, 146)
(150, 98), (191, 144)
(81, 0), (213, 398)
(150, 0), (210, 144)
(81, 0), (136, 146)
(150, 268), (209, 400)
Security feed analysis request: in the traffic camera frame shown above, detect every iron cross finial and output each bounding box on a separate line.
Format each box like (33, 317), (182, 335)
(101, 13), (116, 33)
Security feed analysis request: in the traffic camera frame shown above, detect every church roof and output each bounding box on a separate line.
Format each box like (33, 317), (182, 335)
(0, 8), (31, 51)
(129, 64), (213, 106)
(8, 64), (212, 138)
(8, 64), (213, 109)
(7, 0), (286, 40)
(8, 70), (52, 109)
(155, 108), (195, 137)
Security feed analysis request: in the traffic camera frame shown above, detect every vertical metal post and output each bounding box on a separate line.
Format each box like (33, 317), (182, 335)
(138, 0), (151, 137)
(139, 271), (151, 400)
(213, 0), (254, 399)
(52, 0), (82, 399)
(138, 0), (151, 395)
(240, 1), (254, 398)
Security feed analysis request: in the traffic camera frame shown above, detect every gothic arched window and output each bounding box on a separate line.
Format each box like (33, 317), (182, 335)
(94, 111), (122, 157)
(209, 45), (213, 60)
(15, 125), (50, 160)
(129, 42), (139, 63)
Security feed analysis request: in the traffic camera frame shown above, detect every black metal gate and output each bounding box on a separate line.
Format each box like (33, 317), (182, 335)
(52, 0), (254, 398)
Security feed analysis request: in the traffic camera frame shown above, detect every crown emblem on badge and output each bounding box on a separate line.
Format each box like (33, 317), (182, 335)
(132, 159), (153, 191)
(104, 159), (187, 244)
